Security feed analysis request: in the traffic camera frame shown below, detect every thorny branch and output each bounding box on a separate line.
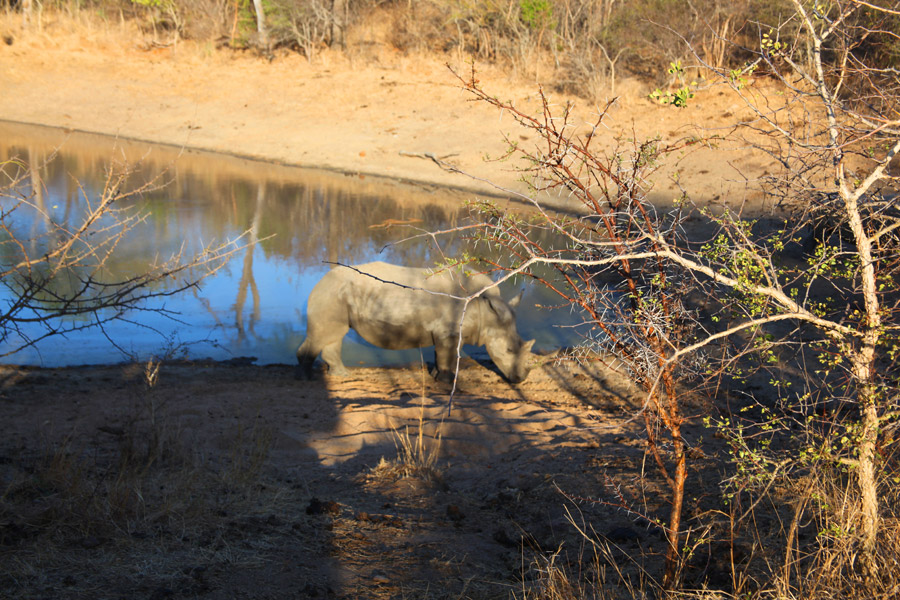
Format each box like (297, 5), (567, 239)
(441, 42), (900, 583)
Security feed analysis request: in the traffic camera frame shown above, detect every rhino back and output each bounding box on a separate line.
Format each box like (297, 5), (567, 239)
(330, 262), (473, 349)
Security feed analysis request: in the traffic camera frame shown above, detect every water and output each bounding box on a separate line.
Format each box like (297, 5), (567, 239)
(0, 121), (583, 367)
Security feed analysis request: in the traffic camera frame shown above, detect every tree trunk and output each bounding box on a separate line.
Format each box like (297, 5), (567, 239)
(21, 0), (33, 28)
(660, 365), (687, 590)
(842, 165), (883, 575)
(251, 0), (268, 50)
(857, 395), (880, 573)
(331, 0), (347, 49)
(663, 423), (687, 589)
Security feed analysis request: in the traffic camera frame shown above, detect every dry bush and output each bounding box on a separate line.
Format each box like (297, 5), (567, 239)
(209, 0), (375, 57)
(4, 0), (817, 98)
(18, 0), (896, 98)
(177, 0), (232, 42)
(367, 0), (800, 99)
(383, 0), (456, 54)
(380, 419), (443, 481)
(517, 547), (610, 600)
(513, 507), (665, 600)
(773, 465), (900, 599)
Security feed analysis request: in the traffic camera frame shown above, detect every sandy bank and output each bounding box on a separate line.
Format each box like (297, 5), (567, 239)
(0, 15), (769, 211)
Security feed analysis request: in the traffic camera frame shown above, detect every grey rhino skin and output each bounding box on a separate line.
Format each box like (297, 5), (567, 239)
(296, 261), (537, 383)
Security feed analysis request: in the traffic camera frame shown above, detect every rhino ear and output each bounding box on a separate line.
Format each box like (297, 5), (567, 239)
(485, 295), (504, 316)
(508, 289), (525, 309)
(523, 339), (536, 353)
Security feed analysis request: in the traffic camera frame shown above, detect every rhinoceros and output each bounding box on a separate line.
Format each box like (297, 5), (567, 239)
(295, 262), (537, 383)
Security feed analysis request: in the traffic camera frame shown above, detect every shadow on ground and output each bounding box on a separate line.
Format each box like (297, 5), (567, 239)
(0, 358), (713, 599)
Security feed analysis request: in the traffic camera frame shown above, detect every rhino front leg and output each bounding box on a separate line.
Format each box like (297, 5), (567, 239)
(433, 338), (460, 383)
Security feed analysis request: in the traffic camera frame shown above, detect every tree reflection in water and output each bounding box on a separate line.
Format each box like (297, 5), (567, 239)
(0, 122), (581, 367)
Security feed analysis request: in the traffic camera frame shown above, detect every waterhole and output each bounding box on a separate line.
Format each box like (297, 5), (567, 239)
(0, 121), (582, 367)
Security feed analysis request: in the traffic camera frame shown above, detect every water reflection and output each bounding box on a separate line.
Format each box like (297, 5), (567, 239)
(0, 121), (581, 367)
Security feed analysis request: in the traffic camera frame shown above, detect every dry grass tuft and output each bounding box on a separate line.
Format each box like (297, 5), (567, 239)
(371, 412), (444, 484)
(371, 369), (445, 484)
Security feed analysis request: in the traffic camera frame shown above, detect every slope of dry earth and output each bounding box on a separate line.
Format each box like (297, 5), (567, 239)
(0, 14), (773, 210)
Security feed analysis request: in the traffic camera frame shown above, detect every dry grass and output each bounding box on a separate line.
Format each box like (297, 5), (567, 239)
(513, 516), (658, 600)
(768, 465), (900, 600)
(386, 410), (444, 481)
(370, 371), (445, 485)
(0, 360), (289, 599)
(502, 455), (900, 600)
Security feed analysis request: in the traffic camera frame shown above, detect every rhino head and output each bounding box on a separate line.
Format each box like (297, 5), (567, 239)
(481, 291), (538, 384)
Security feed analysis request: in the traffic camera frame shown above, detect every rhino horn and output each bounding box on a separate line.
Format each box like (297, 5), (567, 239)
(508, 290), (525, 309)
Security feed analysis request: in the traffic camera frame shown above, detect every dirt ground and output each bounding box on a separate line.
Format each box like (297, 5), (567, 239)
(0, 14), (757, 600)
(1, 357), (722, 599)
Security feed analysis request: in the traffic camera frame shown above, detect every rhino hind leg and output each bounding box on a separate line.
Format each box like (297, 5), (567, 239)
(296, 321), (351, 378)
(295, 338), (320, 380)
(319, 340), (350, 377)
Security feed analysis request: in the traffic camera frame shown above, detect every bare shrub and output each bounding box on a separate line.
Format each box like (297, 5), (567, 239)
(218, 0), (368, 56)
(16, 0), (855, 99)
(264, 0), (333, 57)
(0, 154), (246, 359)
(435, 0), (900, 579)
(430, 64), (713, 588)
(385, 0), (456, 54)
(178, 0), (232, 42)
